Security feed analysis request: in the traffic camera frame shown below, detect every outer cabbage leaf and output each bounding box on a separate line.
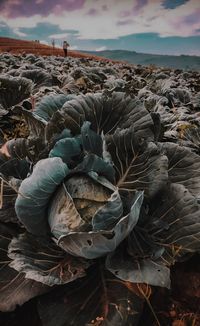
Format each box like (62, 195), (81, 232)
(38, 263), (144, 326)
(0, 181), (19, 223)
(34, 94), (76, 122)
(0, 104), (8, 117)
(106, 248), (170, 288)
(148, 183), (200, 263)
(104, 78), (126, 90)
(159, 142), (200, 198)
(0, 76), (32, 109)
(14, 94), (75, 140)
(6, 137), (45, 162)
(181, 125), (200, 153)
(0, 152), (30, 179)
(15, 157), (69, 235)
(107, 128), (168, 199)
(106, 214), (171, 288)
(58, 191), (144, 259)
(18, 107), (46, 138)
(20, 69), (53, 93)
(150, 112), (163, 142)
(8, 232), (91, 286)
(106, 182), (200, 287)
(62, 76), (80, 94)
(0, 223), (48, 312)
(46, 92), (154, 141)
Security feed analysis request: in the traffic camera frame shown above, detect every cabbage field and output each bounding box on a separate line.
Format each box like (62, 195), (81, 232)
(0, 52), (199, 325)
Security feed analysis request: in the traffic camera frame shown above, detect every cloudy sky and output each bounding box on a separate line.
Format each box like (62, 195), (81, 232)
(0, 0), (200, 55)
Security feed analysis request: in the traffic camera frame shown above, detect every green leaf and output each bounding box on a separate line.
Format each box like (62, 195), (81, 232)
(159, 142), (200, 198)
(150, 112), (163, 142)
(20, 107), (46, 138)
(181, 125), (200, 152)
(51, 128), (72, 143)
(38, 263), (144, 326)
(0, 153), (29, 179)
(49, 136), (82, 165)
(76, 153), (115, 183)
(0, 223), (48, 312)
(81, 121), (103, 156)
(0, 181), (19, 224)
(106, 247), (170, 289)
(88, 171), (116, 192)
(15, 157), (69, 236)
(0, 76), (32, 109)
(46, 92), (154, 141)
(8, 232), (91, 286)
(107, 128), (168, 199)
(128, 228), (165, 260)
(147, 183), (200, 264)
(14, 92), (72, 141)
(106, 218), (171, 288)
(57, 191), (144, 259)
(34, 94), (76, 122)
(6, 137), (45, 162)
(20, 69), (52, 93)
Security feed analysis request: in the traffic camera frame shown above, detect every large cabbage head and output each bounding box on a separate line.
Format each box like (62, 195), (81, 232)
(15, 102), (146, 259)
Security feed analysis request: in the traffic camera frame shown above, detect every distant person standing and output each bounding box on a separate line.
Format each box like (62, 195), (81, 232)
(63, 40), (69, 57)
(51, 39), (55, 49)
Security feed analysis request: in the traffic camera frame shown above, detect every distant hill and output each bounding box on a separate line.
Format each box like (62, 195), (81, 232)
(84, 50), (200, 70)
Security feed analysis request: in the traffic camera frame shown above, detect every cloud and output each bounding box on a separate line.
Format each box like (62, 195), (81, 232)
(96, 46), (107, 51)
(86, 8), (99, 16)
(102, 5), (108, 11)
(0, 0), (199, 40)
(0, 0), (86, 18)
(49, 32), (69, 39)
(116, 19), (133, 26)
(15, 23), (79, 41)
(133, 0), (148, 14)
(0, 20), (22, 38)
(13, 27), (27, 37)
(183, 9), (200, 24)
